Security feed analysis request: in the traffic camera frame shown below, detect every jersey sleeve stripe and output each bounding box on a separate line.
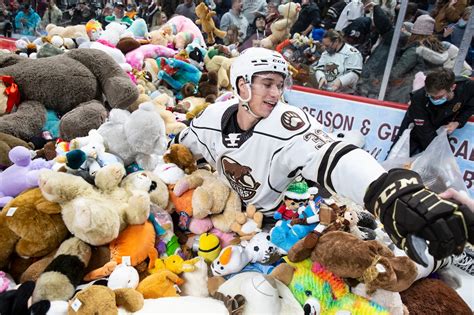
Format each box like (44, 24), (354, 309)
(325, 144), (358, 192)
(316, 141), (340, 187)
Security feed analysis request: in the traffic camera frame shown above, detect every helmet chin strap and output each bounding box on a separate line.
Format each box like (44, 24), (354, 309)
(237, 83), (261, 119)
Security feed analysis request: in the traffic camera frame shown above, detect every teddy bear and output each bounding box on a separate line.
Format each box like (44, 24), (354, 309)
(204, 49), (234, 89)
(0, 188), (68, 270)
(260, 2), (300, 49)
(230, 204), (263, 241)
(0, 146), (52, 207)
(163, 144), (197, 175)
(0, 49), (139, 142)
(197, 71), (219, 103)
(292, 231), (418, 294)
(172, 169), (242, 232)
(67, 285), (144, 314)
(45, 23), (88, 39)
(98, 102), (167, 171)
(38, 163), (152, 246)
(195, 3), (227, 44)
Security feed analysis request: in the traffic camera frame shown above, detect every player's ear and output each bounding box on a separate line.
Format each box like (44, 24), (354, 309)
(237, 77), (250, 99)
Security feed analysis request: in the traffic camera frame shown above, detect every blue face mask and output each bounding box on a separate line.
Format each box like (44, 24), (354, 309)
(458, 19), (467, 28)
(429, 96), (448, 105)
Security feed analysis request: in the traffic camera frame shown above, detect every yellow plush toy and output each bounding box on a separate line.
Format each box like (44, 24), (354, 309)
(260, 2), (300, 49)
(149, 254), (200, 274)
(195, 3), (227, 44)
(198, 233), (221, 263)
(137, 269), (184, 298)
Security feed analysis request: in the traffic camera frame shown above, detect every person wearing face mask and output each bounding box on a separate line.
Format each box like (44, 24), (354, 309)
(443, 6), (472, 48)
(172, 47), (474, 270)
(311, 29), (363, 93)
(392, 68), (474, 157)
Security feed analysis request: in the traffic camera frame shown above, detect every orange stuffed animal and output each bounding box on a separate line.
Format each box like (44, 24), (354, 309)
(137, 269), (184, 298)
(84, 221), (158, 281)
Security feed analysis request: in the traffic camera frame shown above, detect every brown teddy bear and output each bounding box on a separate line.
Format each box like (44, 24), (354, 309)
(163, 144), (197, 175)
(197, 71), (219, 103)
(0, 188), (69, 270)
(400, 278), (472, 314)
(68, 285), (144, 314)
(0, 49), (139, 142)
(260, 2), (300, 49)
(195, 3), (227, 44)
(294, 231), (418, 294)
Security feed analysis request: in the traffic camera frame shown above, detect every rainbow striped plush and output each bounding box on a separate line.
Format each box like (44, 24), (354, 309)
(284, 257), (389, 315)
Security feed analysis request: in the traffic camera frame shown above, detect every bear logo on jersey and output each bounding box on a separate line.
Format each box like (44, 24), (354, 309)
(281, 111), (304, 131)
(221, 156), (261, 200)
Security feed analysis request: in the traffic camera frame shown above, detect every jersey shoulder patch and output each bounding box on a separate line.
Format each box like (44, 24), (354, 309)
(256, 103), (311, 140)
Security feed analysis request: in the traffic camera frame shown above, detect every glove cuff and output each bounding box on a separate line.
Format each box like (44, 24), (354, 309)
(364, 168), (424, 220)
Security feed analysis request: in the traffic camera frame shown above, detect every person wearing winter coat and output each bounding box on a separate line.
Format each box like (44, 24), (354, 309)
(40, 0), (62, 28)
(14, 3), (40, 36)
(355, 4), (409, 99)
(290, 0), (321, 37)
(431, 0), (468, 34)
(384, 15), (447, 103)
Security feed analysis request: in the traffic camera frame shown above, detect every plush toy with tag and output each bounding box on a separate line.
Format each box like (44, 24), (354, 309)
(84, 221), (158, 281)
(0, 188), (68, 270)
(68, 285), (144, 314)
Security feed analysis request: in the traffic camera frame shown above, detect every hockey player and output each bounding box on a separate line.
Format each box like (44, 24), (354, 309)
(173, 47), (474, 266)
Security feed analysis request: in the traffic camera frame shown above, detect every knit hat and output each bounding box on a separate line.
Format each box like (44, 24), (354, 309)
(284, 181), (310, 200)
(411, 15), (435, 36)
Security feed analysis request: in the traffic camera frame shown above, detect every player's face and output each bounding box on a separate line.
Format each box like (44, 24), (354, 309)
(249, 73), (284, 118)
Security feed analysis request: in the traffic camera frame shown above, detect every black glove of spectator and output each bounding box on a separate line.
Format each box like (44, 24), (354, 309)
(364, 169), (474, 266)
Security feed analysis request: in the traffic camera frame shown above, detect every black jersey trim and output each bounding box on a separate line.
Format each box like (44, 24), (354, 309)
(267, 146), (285, 194)
(325, 144), (358, 192)
(189, 128), (217, 163)
(317, 141), (340, 186)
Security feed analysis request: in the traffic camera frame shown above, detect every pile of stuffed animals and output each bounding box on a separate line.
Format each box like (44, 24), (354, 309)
(0, 2), (472, 314)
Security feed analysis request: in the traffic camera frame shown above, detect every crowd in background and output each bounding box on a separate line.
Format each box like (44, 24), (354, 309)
(0, 0), (473, 103)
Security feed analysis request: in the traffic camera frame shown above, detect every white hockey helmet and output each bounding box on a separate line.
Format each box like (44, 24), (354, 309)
(230, 47), (290, 96)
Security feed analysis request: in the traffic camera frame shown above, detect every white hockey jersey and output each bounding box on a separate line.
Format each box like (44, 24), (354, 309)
(313, 43), (363, 92)
(176, 99), (385, 216)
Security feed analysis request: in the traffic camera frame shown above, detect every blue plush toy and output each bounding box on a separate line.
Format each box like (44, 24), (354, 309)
(156, 57), (202, 99)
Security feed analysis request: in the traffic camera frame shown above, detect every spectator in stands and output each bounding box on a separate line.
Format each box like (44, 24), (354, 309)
(215, 0), (232, 19)
(431, 0), (468, 34)
(220, 0), (249, 43)
(239, 13), (267, 50)
(175, 0), (196, 21)
(98, 3), (113, 26)
(14, 3), (40, 36)
(41, 0), (62, 28)
(0, 10), (12, 37)
(223, 24), (240, 46)
(321, 0), (346, 29)
(161, 0), (179, 20)
(290, 0), (321, 37)
(385, 15), (449, 103)
(242, 0), (266, 26)
(265, 0), (279, 35)
(356, 4), (410, 99)
(443, 6), (472, 48)
(36, 0), (47, 18)
(392, 68), (474, 156)
(311, 29), (363, 93)
(105, 2), (133, 26)
(342, 15), (372, 59)
(71, 0), (93, 25)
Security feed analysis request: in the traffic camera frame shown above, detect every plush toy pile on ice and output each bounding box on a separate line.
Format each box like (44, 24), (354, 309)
(0, 4), (471, 314)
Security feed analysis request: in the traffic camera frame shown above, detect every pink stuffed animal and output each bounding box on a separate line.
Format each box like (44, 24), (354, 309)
(126, 44), (177, 70)
(164, 16), (206, 47)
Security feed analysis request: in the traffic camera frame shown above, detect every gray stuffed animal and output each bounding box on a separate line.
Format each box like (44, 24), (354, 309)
(0, 48), (139, 141)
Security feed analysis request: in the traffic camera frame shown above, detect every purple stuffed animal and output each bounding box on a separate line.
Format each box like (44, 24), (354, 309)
(0, 146), (52, 206)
